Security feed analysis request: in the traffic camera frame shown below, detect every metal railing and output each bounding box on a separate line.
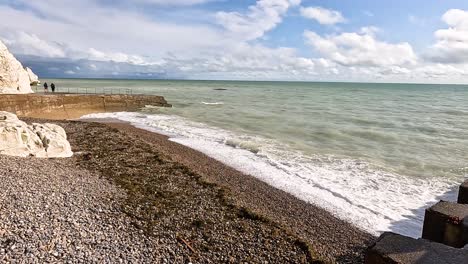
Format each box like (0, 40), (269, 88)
(34, 86), (137, 95)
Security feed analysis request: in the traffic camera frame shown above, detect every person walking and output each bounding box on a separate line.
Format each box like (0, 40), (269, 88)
(51, 83), (56, 93)
(43, 82), (48, 93)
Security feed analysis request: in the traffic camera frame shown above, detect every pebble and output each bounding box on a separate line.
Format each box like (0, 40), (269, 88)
(0, 155), (159, 262)
(0, 120), (326, 263)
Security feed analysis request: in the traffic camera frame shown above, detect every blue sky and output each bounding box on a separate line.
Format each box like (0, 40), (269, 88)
(1, 0), (468, 83)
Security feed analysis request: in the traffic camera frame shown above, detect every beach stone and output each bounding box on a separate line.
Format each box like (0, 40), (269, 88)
(0, 111), (72, 158)
(421, 200), (468, 248)
(459, 180), (468, 204)
(0, 40), (34, 94)
(365, 232), (468, 264)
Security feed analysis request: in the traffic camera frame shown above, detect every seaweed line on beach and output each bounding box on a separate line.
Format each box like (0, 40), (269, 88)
(104, 122), (376, 263)
(62, 121), (325, 263)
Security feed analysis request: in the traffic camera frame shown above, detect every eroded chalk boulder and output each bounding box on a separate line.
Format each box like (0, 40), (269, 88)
(0, 40), (34, 94)
(30, 123), (72, 158)
(0, 112), (73, 158)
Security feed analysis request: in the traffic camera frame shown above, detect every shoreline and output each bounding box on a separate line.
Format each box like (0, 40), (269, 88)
(3, 118), (317, 263)
(1, 116), (375, 263)
(96, 119), (375, 261)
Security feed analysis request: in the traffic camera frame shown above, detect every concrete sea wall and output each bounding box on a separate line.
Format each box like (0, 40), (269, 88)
(0, 94), (171, 120)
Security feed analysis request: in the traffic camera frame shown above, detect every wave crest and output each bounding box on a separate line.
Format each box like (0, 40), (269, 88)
(201, 102), (224, 105)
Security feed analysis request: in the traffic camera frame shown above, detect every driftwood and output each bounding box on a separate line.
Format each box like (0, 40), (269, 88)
(176, 234), (198, 255)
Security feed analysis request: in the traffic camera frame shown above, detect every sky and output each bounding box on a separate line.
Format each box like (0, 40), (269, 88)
(1, 0), (468, 83)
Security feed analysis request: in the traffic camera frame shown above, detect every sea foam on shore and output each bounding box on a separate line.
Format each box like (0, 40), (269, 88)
(82, 111), (460, 238)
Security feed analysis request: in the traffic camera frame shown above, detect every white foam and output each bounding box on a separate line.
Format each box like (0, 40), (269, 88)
(201, 102), (224, 105)
(82, 112), (460, 237)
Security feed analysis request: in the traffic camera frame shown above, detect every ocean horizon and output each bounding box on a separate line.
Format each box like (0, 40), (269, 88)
(37, 77), (468, 86)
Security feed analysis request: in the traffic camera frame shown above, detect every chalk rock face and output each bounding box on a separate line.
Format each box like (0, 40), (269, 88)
(26, 67), (39, 85)
(0, 40), (34, 94)
(30, 123), (73, 158)
(0, 112), (73, 158)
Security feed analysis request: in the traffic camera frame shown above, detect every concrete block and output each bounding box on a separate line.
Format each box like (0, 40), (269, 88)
(459, 180), (468, 204)
(422, 201), (468, 248)
(365, 232), (468, 264)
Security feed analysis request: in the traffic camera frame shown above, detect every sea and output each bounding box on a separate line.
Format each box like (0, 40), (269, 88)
(45, 79), (468, 238)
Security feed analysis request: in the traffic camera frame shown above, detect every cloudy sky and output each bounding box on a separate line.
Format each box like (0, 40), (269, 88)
(1, 0), (468, 83)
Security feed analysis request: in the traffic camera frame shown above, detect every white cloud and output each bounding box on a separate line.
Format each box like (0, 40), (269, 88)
(216, 0), (301, 41)
(415, 63), (466, 77)
(441, 8), (468, 28)
(131, 0), (211, 5)
(2, 32), (66, 58)
(87, 48), (146, 65)
(304, 29), (417, 67)
(300, 7), (345, 25)
(146, 43), (317, 80)
(426, 9), (468, 64)
(0, 0), (318, 80)
(2, 1), (468, 83)
(2, 31), (148, 65)
(0, 1), (223, 57)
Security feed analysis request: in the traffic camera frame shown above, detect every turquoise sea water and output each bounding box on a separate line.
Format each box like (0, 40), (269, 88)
(46, 79), (468, 237)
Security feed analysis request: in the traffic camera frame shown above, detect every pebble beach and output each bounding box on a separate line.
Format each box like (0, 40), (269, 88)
(0, 118), (374, 263)
(2, 1), (468, 262)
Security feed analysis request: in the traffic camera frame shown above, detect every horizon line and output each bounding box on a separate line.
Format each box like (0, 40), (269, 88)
(37, 77), (468, 86)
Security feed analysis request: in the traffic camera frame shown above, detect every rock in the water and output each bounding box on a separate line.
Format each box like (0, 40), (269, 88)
(459, 180), (468, 204)
(0, 111), (73, 158)
(26, 67), (39, 85)
(0, 40), (35, 94)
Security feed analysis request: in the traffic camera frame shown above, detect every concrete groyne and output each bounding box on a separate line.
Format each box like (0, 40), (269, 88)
(366, 179), (468, 263)
(0, 94), (171, 120)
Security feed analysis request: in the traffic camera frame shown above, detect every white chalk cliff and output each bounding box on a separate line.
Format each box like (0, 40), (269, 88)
(0, 40), (35, 94)
(26, 67), (39, 85)
(0, 112), (73, 158)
